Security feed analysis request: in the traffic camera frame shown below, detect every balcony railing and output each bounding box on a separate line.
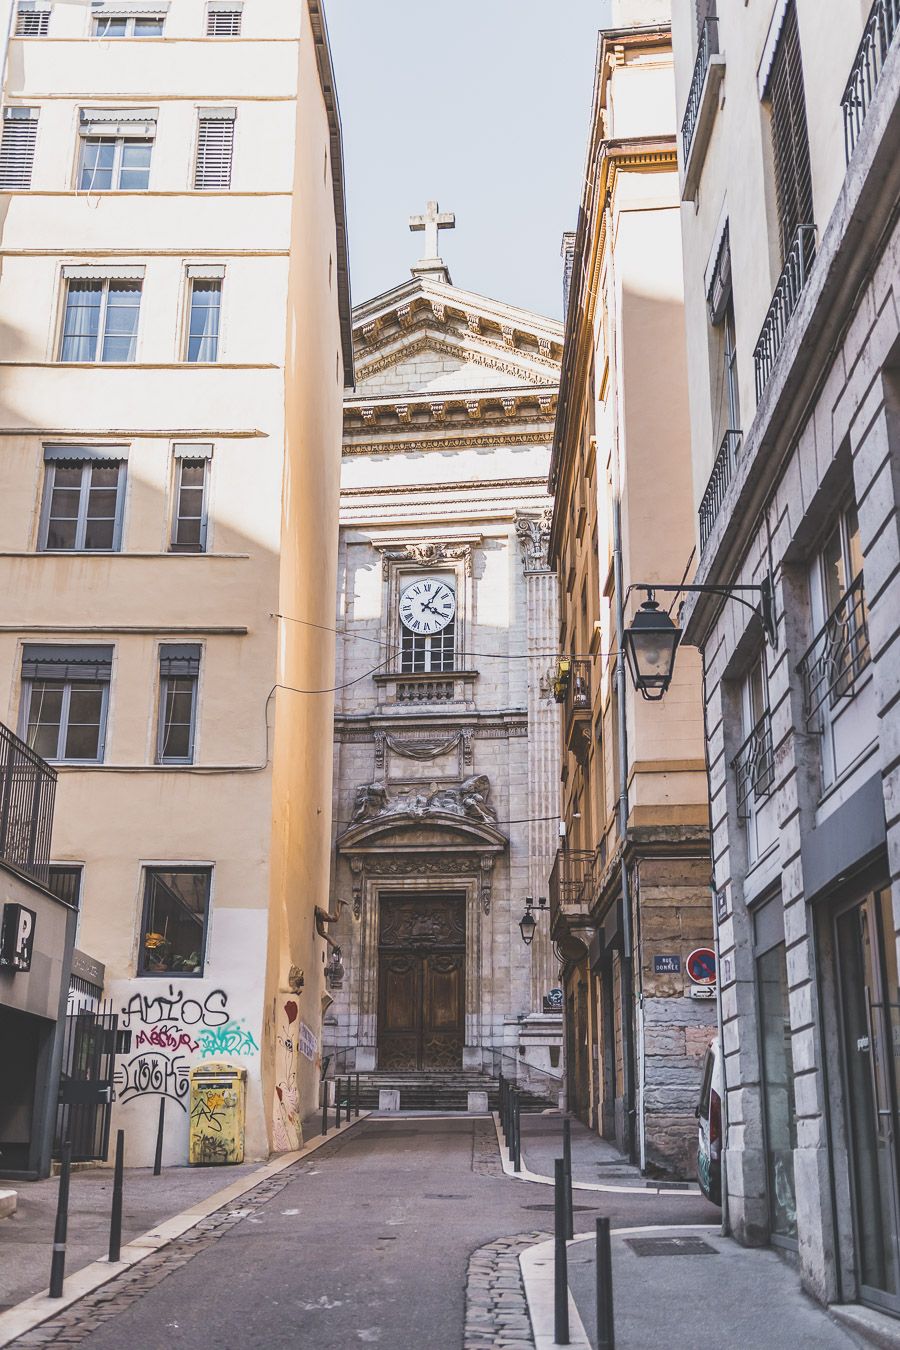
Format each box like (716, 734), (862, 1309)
(842, 0), (900, 162)
(681, 17), (719, 164)
(753, 224), (817, 401)
(549, 848), (595, 930)
(732, 711), (775, 820)
(699, 429), (742, 550)
(0, 722), (57, 887)
(799, 574), (871, 731)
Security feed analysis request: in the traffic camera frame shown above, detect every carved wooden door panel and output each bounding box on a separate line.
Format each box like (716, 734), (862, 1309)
(377, 893), (465, 1071)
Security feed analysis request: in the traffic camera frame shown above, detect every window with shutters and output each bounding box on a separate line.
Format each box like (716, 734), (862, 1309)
(0, 108), (39, 189)
(77, 110), (156, 190)
(170, 448), (211, 552)
(39, 450), (127, 551)
(93, 14), (165, 35)
(157, 644), (200, 764)
(185, 279), (221, 361)
(194, 109), (235, 190)
(767, 0), (813, 263)
(206, 3), (241, 35)
(15, 3), (50, 36)
(47, 864), (83, 909)
(59, 273), (142, 362)
(20, 645), (113, 763)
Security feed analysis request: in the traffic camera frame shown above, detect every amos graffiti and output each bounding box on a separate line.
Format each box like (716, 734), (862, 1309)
(120, 986), (230, 1030)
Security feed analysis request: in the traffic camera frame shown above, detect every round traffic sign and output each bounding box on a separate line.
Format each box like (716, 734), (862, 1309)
(686, 947), (717, 985)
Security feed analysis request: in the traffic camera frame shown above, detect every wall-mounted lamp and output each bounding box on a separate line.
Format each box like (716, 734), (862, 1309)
(519, 895), (548, 946)
(326, 946), (345, 989)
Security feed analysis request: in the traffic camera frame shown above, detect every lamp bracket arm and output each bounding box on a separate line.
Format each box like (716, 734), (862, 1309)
(626, 575), (777, 648)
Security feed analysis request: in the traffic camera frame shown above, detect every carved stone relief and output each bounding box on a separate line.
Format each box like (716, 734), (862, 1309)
(515, 508), (553, 573)
(350, 774), (496, 826)
(379, 540), (474, 578)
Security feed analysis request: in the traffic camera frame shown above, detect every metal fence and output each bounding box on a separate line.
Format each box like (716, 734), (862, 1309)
(681, 17), (719, 164)
(753, 223), (817, 401)
(0, 721), (56, 887)
(799, 574), (871, 731)
(698, 429), (742, 550)
(842, 0), (900, 161)
(732, 711), (775, 820)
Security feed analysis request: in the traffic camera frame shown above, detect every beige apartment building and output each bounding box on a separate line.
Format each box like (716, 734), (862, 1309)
(0, 0), (352, 1166)
(672, 0), (900, 1325)
(548, 7), (715, 1179)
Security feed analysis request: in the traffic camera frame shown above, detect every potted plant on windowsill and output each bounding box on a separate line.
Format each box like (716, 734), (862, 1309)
(143, 931), (171, 973)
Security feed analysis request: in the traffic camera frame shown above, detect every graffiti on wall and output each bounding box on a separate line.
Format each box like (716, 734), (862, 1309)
(115, 985), (259, 1112)
(272, 999), (301, 1151)
(189, 1084), (241, 1164)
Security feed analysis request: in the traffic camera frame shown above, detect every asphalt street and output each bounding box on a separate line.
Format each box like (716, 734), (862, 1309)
(55, 1115), (718, 1350)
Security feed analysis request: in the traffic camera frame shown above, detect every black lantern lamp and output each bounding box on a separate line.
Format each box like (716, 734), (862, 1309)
(519, 896), (548, 946)
(623, 590), (681, 701)
(326, 945), (345, 988)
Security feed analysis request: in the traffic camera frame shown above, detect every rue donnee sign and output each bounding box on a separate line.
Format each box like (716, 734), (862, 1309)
(653, 954), (681, 974)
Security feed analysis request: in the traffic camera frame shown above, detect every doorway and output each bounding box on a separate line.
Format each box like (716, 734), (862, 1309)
(835, 888), (900, 1313)
(377, 892), (465, 1070)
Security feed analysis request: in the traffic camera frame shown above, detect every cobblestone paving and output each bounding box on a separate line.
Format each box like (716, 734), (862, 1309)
(463, 1230), (548, 1350)
(6, 1143), (352, 1347)
(471, 1115), (505, 1177)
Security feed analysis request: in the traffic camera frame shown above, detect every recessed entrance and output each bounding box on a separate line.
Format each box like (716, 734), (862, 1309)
(377, 892), (465, 1070)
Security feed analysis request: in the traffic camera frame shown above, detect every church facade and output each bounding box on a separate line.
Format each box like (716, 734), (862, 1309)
(324, 213), (564, 1080)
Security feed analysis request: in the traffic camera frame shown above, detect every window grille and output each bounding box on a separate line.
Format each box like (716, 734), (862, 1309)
(207, 6), (241, 35)
(0, 108), (39, 189)
(767, 0), (813, 263)
(15, 4), (50, 36)
(194, 110), (235, 190)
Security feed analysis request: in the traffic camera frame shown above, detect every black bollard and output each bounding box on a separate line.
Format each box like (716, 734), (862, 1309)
(596, 1216), (615, 1349)
(513, 1090), (522, 1173)
(355, 1072), (360, 1117)
(49, 1140), (72, 1298)
(554, 1158), (570, 1345)
(335, 1077), (342, 1128)
(563, 1116), (574, 1240)
(153, 1097), (165, 1176)
(321, 1080), (328, 1137)
(499, 1072), (505, 1140)
(109, 1130), (124, 1263)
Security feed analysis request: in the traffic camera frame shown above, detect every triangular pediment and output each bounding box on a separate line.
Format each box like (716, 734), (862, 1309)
(354, 329), (551, 396)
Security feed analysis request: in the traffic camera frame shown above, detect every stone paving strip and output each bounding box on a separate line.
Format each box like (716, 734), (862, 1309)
(464, 1230), (548, 1350)
(0, 1118), (366, 1349)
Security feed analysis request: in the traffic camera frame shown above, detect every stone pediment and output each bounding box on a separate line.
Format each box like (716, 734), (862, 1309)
(337, 813), (507, 855)
(354, 329), (554, 397)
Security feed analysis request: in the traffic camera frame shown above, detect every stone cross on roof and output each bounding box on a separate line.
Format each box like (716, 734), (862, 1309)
(409, 200), (455, 261)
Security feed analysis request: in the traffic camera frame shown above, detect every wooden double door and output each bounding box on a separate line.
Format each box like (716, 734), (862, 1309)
(377, 892), (465, 1070)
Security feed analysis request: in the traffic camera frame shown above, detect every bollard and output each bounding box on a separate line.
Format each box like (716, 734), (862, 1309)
(109, 1130), (124, 1263)
(513, 1089), (521, 1173)
(563, 1116), (574, 1240)
(499, 1072), (506, 1141)
(321, 1080), (328, 1137)
(153, 1097), (165, 1176)
(554, 1158), (570, 1345)
(335, 1077), (342, 1128)
(49, 1140), (72, 1298)
(355, 1072), (360, 1118)
(596, 1216), (615, 1349)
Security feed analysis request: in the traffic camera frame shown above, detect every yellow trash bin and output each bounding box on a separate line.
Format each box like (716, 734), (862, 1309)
(188, 1061), (247, 1165)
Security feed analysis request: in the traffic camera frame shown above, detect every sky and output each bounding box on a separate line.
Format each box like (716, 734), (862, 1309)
(325, 0), (612, 322)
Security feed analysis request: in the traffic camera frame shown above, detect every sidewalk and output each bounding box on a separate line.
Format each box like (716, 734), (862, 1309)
(518, 1112), (653, 1188)
(565, 1225), (859, 1349)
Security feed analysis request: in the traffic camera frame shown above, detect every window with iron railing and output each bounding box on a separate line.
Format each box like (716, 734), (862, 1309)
(681, 14), (719, 165)
(842, 0), (900, 162)
(733, 655), (776, 864)
(768, 0), (813, 266)
(753, 223), (816, 400)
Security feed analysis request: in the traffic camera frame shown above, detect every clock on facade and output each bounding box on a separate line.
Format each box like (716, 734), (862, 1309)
(398, 578), (456, 635)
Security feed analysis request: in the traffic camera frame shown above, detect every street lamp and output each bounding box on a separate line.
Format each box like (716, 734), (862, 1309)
(326, 946), (345, 988)
(623, 576), (776, 701)
(622, 591), (681, 701)
(519, 896), (548, 946)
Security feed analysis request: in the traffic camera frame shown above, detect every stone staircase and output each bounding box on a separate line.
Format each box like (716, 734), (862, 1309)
(338, 1070), (558, 1114)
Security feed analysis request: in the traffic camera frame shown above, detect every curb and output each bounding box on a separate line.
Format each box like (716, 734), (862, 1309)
(492, 1113), (704, 1197)
(0, 1113), (369, 1348)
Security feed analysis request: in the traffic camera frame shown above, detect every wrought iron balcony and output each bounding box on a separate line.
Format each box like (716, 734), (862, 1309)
(842, 0), (900, 162)
(799, 574), (871, 731)
(732, 711), (775, 820)
(549, 848), (595, 934)
(681, 17), (719, 166)
(0, 721), (56, 887)
(699, 429), (742, 551)
(753, 224), (817, 401)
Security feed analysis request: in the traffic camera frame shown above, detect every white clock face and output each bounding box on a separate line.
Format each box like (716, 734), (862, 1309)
(399, 578), (456, 635)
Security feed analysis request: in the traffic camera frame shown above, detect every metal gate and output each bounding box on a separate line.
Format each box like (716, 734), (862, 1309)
(55, 1002), (119, 1162)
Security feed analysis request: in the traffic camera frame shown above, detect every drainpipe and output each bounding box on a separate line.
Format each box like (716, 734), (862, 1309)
(606, 192), (638, 1166)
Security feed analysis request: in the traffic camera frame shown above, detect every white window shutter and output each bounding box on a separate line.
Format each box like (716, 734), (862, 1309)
(206, 7), (241, 36)
(194, 112), (235, 190)
(0, 109), (39, 189)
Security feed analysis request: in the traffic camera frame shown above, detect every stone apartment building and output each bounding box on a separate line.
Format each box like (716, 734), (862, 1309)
(0, 0), (352, 1165)
(672, 0), (900, 1324)
(548, 6), (715, 1179)
(323, 214), (565, 1088)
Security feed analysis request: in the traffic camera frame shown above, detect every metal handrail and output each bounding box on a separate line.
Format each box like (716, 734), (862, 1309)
(731, 710), (775, 819)
(681, 17), (719, 164)
(753, 223), (817, 400)
(0, 721), (56, 887)
(798, 573), (871, 730)
(483, 1046), (564, 1094)
(842, 0), (900, 162)
(699, 429), (742, 550)
(321, 1044), (357, 1078)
